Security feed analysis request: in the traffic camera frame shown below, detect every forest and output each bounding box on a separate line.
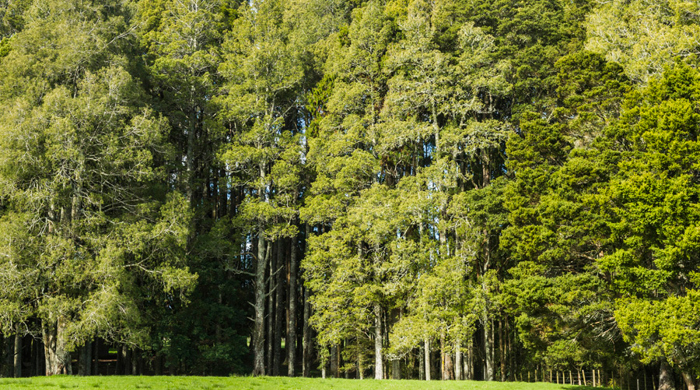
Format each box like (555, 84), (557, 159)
(0, 0), (700, 388)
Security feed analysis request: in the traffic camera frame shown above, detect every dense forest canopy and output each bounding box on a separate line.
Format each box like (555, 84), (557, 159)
(1, 0), (700, 387)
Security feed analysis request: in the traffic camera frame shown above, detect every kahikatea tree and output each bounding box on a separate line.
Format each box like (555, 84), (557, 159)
(0, 0), (196, 375)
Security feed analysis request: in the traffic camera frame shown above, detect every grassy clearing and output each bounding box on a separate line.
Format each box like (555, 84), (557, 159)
(0, 376), (604, 390)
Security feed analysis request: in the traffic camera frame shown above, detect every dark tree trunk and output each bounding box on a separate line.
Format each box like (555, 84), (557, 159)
(287, 232), (298, 377)
(252, 230), (268, 376)
(273, 239), (285, 376)
(392, 357), (401, 380)
(78, 341), (91, 376)
(92, 339), (99, 375)
(116, 345), (122, 375)
(302, 224), (312, 378)
(3, 335), (12, 378)
(14, 326), (21, 378)
(267, 242), (275, 373)
(123, 347), (131, 375)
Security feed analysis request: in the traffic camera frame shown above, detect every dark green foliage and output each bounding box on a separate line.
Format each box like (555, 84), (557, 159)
(2, 0), (700, 383)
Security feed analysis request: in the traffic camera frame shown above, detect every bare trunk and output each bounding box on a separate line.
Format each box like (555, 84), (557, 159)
(302, 285), (311, 377)
(424, 338), (431, 381)
(267, 242), (275, 373)
(252, 229), (267, 376)
(358, 342), (364, 380)
(682, 371), (696, 390)
(186, 109), (196, 204)
(273, 240), (285, 376)
(14, 326), (21, 378)
(287, 233), (298, 377)
(484, 311), (493, 381)
(122, 346), (131, 375)
(392, 358), (401, 380)
(43, 319), (71, 376)
(500, 320), (506, 381)
(374, 304), (383, 380)
(302, 224), (312, 378)
(78, 341), (92, 376)
(330, 345), (338, 378)
(455, 341), (462, 380)
(92, 339), (99, 376)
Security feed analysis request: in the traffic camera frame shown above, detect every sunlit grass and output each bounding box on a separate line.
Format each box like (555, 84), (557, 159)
(0, 376), (608, 390)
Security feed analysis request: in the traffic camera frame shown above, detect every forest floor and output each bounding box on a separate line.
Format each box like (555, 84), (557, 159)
(0, 376), (604, 390)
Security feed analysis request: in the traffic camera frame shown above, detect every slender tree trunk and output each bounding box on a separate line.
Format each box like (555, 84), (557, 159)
(302, 285), (311, 377)
(186, 109), (196, 204)
(78, 341), (91, 376)
(419, 345), (425, 380)
(392, 358), (401, 380)
(273, 240), (285, 376)
(116, 345), (122, 375)
(358, 340), (364, 380)
(455, 341), (462, 381)
(330, 345), (338, 378)
(13, 326), (21, 378)
(4, 336), (12, 378)
(267, 242), (275, 373)
(92, 339), (99, 376)
(500, 320), (506, 381)
(302, 224), (312, 378)
(43, 319), (71, 376)
(374, 304), (383, 380)
(252, 226), (268, 375)
(287, 233), (298, 377)
(424, 338), (431, 381)
(483, 311), (493, 381)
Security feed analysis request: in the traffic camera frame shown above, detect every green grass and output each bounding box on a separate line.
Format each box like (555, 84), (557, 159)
(0, 376), (604, 390)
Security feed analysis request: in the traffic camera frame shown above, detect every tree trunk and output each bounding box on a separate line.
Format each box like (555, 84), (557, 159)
(252, 229), (268, 376)
(186, 109), (197, 205)
(302, 224), (312, 378)
(3, 335), (12, 378)
(273, 240), (285, 376)
(419, 344), (425, 380)
(682, 371), (696, 390)
(484, 312), (493, 381)
(392, 358), (401, 380)
(93, 339), (99, 376)
(330, 345), (338, 378)
(267, 242), (275, 373)
(302, 284), (311, 377)
(287, 233), (298, 377)
(455, 341), (462, 381)
(78, 341), (91, 376)
(424, 338), (431, 381)
(43, 319), (71, 376)
(123, 346), (131, 375)
(374, 304), (383, 380)
(14, 326), (21, 378)
(358, 342), (364, 380)
(500, 320), (506, 381)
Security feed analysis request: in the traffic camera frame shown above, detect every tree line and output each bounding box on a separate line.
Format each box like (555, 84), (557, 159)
(1, 0), (700, 388)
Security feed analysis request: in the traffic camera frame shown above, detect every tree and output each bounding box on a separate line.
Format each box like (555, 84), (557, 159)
(219, 0), (304, 375)
(598, 63), (700, 390)
(0, 0), (197, 375)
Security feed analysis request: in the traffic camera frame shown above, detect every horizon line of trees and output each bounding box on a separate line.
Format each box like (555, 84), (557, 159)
(1, 0), (700, 388)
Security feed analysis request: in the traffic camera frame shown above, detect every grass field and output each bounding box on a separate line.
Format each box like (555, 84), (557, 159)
(0, 376), (603, 390)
